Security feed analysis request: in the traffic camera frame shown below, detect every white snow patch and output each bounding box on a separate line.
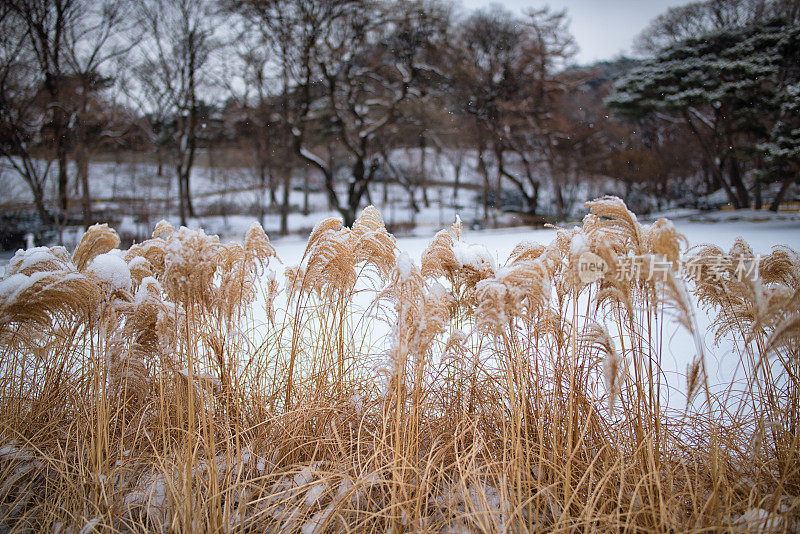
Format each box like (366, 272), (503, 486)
(569, 231), (589, 257)
(427, 280), (447, 300)
(88, 253), (131, 292)
(0, 273), (32, 303)
(395, 251), (415, 282)
(0, 443), (34, 462)
(128, 256), (151, 271)
(0, 271), (84, 308)
(304, 482), (326, 505)
(735, 508), (782, 531)
(452, 242), (495, 272)
(10, 247), (53, 272)
(78, 517), (102, 534)
(133, 276), (162, 305)
(293, 465), (315, 487)
(176, 368), (220, 385)
(336, 476), (353, 498)
(301, 503), (335, 534)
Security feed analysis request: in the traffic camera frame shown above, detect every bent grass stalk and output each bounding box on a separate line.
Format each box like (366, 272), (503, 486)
(0, 200), (798, 532)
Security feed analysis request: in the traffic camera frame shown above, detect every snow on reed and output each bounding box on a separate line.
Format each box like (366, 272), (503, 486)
(0, 198), (798, 532)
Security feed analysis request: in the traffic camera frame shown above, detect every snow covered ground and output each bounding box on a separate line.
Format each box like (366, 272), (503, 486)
(1, 148), (627, 244)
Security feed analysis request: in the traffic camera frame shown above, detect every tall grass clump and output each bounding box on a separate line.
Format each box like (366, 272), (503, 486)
(0, 199), (798, 532)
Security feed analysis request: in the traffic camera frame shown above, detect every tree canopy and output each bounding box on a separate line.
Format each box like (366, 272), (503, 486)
(609, 15), (800, 209)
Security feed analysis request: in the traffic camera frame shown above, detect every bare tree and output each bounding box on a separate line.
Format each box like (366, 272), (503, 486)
(225, 16), (296, 233)
(135, 0), (218, 226)
(5, 0), (77, 224)
(63, 1), (138, 227)
(231, 0), (451, 226)
(0, 2), (53, 226)
(1, 0), (134, 231)
(454, 5), (575, 220)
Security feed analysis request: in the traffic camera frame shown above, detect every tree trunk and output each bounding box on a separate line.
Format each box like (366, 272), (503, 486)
(717, 158), (740, 208)
(293, 132), (339, 219)
(754, 179), (762, 210)
(420, 180), (430, 208)
(528, 181), (540, 217)
(184, 172), (195, 218)
(345, 157), (370, 226)
(769, 174), (794, 212)
(303, 167), (310, 216)
(683, 111), (739, 207)
(340, 207), (357, 227)
(477, 148), (491, 222)
(280, 166), (291, 235)
(364, 182), (373, 206)
(268, 167), (278, 207)
(728, 157), (749, 208)
(57, 148), (69, 220)
(406, 186), (420, 214)
(75, 149), (92, 228)
(453, 157), (462, 205)
(31, 182), (52, 227)
(258, 164), (267, 226)
(554, 177), (566, 222)
(419, 139), (429, 208)
(702, 161), (714, 194)
(177, 168), (187, 226)
(496, 147), (537, 216)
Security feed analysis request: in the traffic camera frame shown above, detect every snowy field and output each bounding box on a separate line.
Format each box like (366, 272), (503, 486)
(0, 148), (625, 242)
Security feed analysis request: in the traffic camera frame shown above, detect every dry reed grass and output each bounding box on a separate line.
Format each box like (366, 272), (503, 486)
(0, 198), (798, 533)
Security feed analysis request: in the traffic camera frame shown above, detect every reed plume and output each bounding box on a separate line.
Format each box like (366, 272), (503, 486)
(72, 223), (121, 271)
(0, 200), (798, 534)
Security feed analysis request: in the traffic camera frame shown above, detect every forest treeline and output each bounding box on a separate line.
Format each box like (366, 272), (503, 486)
(1, 0), (799, 235)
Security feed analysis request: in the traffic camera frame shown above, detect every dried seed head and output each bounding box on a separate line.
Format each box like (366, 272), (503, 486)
(244, 221), (277, 274)
(128, 256), (153, 286)
(583, 322), (622, 409)
(645, 218), (687, 265)
(686, 356), (704, 405)
(6, 246), (71, 276)
(660, 270), (694, 333)
(162, 226), (220, 306)
(284, 265), (305, 301)
(304, 217), (343, 262)
(760, 246), (800, 286)
(352, 207), (396, 277)
(304, 226), (357, 298)
(474, 279), (510, 335)
(126, 239), (168, 279)
(584, 196), (645, 255)
(766, 312), (800, 355)
(106, 338), (150, 407)
(421, 227), (459, 279)
(263, 270), (279, 322)
(351, 205), (384, 237)
(507, 241), (546, 265)
(0, 269), (102, 328)
(152, 219), (175, 240)
(414, 281), (451, 356)
(443, 329), (468, 358)
(73, 224), (121, 271)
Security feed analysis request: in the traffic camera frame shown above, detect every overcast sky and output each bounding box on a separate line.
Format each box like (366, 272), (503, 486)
(458, 0), (695, 64)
